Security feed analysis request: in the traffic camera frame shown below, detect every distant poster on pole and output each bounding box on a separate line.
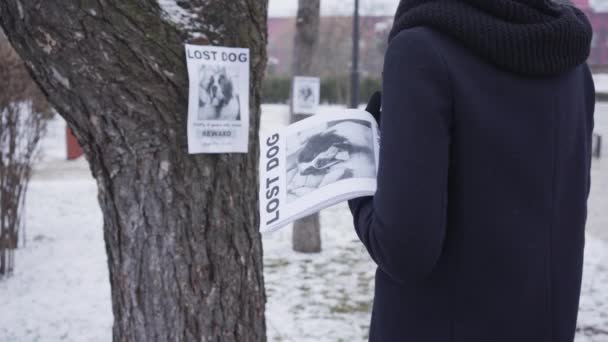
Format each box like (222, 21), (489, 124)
(185, 44), (250, 154)
(292, 76), (320, 115)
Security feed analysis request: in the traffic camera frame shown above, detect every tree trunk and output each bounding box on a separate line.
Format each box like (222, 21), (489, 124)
(291, 0), (322, 254)
(292, 0), (321, 83)
(0, 1), (268, 341)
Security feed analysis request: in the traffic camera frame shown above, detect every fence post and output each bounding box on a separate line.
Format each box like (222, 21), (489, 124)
(593, 133), (602, 159)
(66, 126), (84, 160)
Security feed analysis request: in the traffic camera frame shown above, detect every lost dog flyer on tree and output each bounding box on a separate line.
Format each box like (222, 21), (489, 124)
(186, 44), (250, 154)
(292, 76), (321, 115)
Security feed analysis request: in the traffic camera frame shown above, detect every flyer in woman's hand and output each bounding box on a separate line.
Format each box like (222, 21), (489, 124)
(259, 109), (380, 233)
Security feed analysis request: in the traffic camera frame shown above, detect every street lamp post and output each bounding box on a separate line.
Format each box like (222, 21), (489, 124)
(351, 0), (360, 109)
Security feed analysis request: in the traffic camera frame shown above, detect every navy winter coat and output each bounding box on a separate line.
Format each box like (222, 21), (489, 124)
(348, 25), (596, 342)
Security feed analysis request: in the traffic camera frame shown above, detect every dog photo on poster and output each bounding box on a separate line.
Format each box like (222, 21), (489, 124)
(186, 44), (250, 154)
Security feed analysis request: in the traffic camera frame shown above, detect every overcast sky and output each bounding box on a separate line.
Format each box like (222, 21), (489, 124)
(268, 0), (400, 17)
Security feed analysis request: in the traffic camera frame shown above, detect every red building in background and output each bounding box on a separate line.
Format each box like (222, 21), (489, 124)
(267, 16), (390, 76)
(268, 1), (608, 75)
(577, 1), (608, 66)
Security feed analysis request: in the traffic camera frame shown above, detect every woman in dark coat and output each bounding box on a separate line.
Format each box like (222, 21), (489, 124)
(348, 0), (595, 341)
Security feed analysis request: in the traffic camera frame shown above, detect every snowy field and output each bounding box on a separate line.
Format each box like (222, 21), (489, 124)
(0, 104), (607, 341)
(594, 74), (608, 95)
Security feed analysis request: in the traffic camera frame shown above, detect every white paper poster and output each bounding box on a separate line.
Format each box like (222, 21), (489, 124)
(259, 110), (380, 233)
(292, 76), (320, 115)
(186, 44), (250, 154)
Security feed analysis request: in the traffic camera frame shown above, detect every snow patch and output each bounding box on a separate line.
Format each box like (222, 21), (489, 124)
(51, 67), (70, 89)
(157, 0), (198, 29)
(593, 74), (608, 94)
(16, 0), (24, 19)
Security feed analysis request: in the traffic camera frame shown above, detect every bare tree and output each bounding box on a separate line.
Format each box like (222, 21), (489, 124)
(0, 30), (48, 277)
(291, 0), (322, 253)
(1, 1), (268, 341)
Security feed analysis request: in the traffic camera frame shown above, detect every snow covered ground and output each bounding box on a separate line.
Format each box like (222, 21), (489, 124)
(0, 104), (607, 341)
(0, 118), (111, 341)
(593, 74), (608, 95)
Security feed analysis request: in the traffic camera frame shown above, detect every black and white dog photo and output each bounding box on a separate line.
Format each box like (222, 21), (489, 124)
(298, 86), (315, 106)
(285, 120), (376, 202)
(197, 65), (241, 121)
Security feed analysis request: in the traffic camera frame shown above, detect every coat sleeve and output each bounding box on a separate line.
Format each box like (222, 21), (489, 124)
(348, 30), (452, 284)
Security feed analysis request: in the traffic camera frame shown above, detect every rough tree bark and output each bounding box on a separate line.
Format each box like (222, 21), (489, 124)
(291, 0), (322, 254)
(0, 1), (267, 341)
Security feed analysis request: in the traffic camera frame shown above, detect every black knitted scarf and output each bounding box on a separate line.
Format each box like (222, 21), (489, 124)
(389, 0), (593, 75)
